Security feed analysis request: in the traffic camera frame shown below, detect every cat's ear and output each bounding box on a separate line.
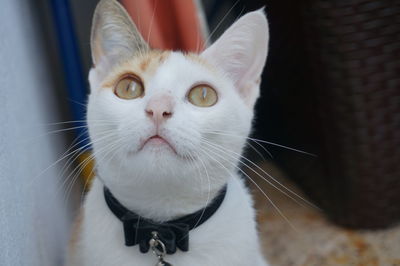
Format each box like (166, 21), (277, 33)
(201, 10), (269, 107)
(90, 0), (149, 70)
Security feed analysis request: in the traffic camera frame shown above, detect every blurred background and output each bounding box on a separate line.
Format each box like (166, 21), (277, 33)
(0, 0), (399, 265)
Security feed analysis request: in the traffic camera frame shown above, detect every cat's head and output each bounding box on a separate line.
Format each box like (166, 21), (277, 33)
(87, 0), (269, 192)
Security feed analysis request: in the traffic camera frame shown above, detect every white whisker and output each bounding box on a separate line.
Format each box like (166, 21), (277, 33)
(198, 143), (298, 231)
(205, 130), (317, 157)
(201, 138), (320, 210)
(203, 0), (241, 48)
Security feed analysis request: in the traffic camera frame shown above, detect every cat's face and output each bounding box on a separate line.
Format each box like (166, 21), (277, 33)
(87, 0), (268, 190)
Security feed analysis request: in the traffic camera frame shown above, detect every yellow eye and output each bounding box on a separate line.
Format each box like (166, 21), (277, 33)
(188, 85), (218, 107)
(114, 76), (144, 99)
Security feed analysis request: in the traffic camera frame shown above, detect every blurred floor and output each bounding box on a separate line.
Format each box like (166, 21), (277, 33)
(250, 162), (400, 266)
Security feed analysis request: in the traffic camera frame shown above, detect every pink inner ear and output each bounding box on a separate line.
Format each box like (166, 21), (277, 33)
(200, 10), (269, 107)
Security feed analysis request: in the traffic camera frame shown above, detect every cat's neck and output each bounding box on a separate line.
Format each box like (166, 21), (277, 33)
(96, 166), (230, 222)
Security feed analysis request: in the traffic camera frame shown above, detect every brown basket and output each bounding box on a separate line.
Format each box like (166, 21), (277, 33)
(297, 0), (400, 228)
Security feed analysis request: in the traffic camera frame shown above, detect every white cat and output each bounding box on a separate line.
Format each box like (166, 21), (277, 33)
(67, 0), (269, 265)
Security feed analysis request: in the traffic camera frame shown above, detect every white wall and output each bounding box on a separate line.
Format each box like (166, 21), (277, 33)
(0, 1), (73, 265)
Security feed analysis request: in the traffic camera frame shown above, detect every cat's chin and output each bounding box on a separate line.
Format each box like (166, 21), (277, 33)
(141, 142), (176, 155)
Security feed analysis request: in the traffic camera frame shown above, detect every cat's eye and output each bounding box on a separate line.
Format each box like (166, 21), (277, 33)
(188, 85), (218, 107)
(114, 76), (144, 100)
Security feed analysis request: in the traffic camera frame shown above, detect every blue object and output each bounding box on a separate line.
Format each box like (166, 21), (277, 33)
(50, 0), (90, 148)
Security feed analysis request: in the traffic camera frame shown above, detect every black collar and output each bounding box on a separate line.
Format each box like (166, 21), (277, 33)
(104, 185), (227, 254)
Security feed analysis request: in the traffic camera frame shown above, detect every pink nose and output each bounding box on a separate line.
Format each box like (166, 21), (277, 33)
(145, 95), (174, 126)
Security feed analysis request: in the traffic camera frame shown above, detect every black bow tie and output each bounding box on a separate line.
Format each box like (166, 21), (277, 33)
(104, 185), (227, 254)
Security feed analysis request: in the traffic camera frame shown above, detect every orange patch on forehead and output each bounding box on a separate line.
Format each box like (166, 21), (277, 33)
(158, 51), (170, 63)
(184, 52), (216, 72)
(140, 57), (151, 71)
(100, 50), (171, 89)
(139, 50), (170, 72)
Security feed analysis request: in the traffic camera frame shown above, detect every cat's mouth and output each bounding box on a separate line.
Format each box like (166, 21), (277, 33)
(139, 135), (177, 154)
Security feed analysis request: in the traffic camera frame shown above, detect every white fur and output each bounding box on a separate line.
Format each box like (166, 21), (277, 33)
(67, 1), (269, 265)
(72, 176), (266, 266)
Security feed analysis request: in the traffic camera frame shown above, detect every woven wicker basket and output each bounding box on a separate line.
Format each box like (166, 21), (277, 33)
(298, 0), (400, 228)
(249, 0), (400, 229)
